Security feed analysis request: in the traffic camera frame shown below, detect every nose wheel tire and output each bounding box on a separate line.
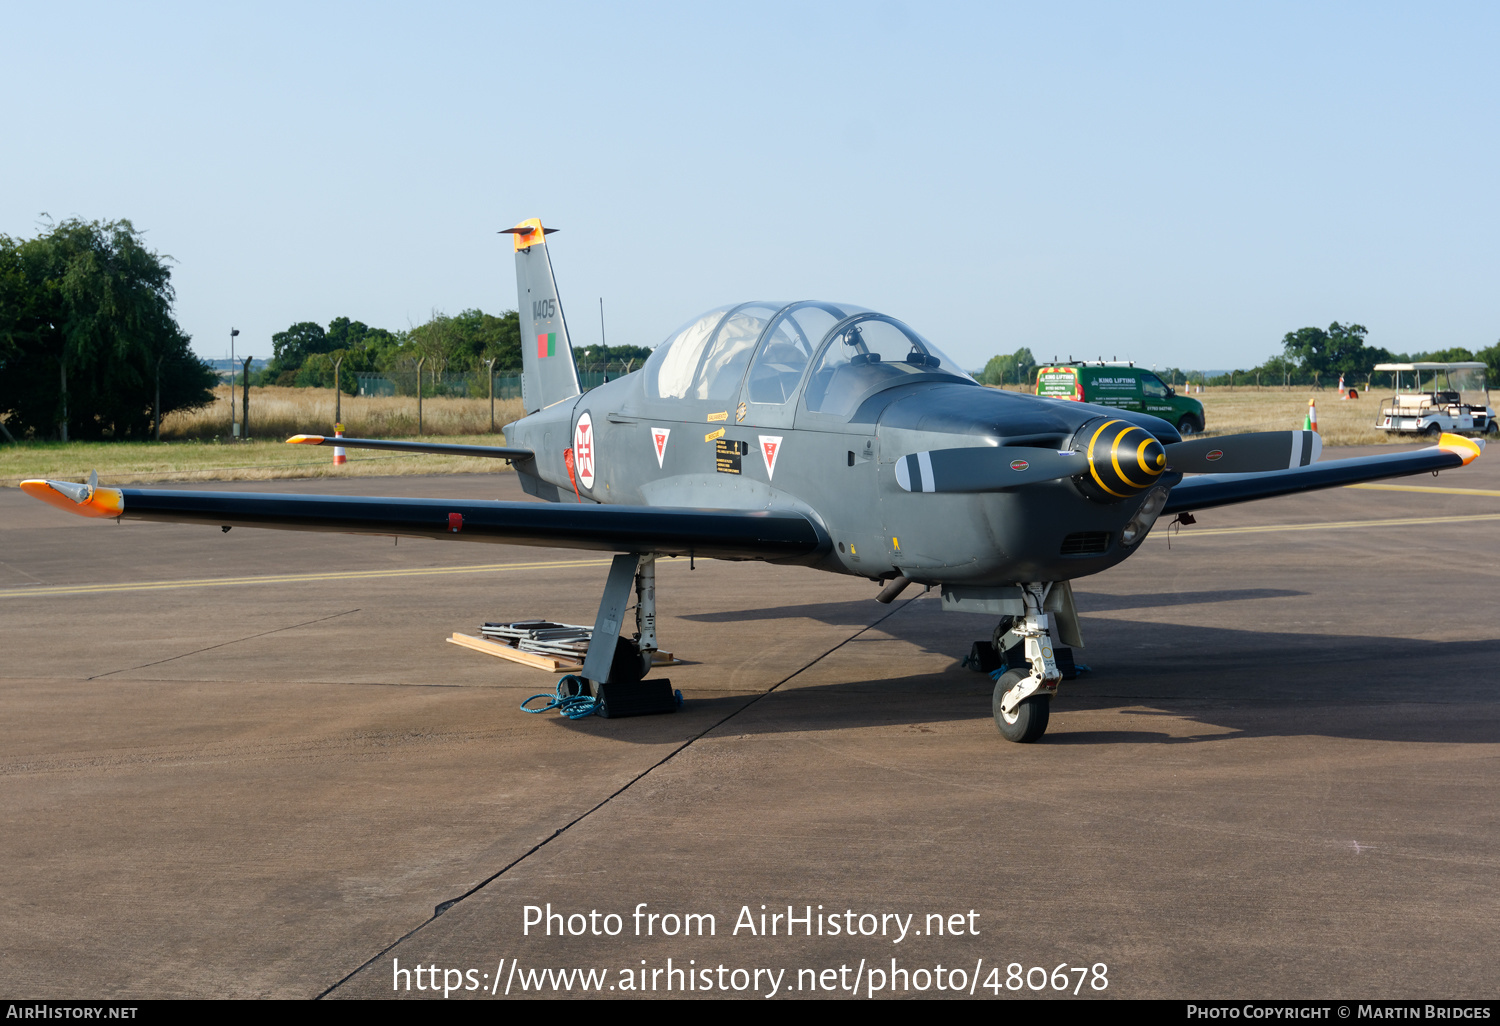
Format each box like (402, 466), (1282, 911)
(992, 668), (1051, 743)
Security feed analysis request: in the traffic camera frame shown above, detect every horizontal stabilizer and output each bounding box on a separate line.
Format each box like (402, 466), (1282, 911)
(1166, 431), (1321, 474)
(895, 446), (1087, 492)
(1163, 434), (1483, 514)
(286, 435), (533, 460)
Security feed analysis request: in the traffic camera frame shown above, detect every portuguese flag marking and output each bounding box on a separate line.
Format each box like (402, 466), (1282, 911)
(537, 332), (556, 358)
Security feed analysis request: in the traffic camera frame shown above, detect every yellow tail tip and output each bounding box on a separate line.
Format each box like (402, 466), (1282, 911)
(503, 217), (549, 252)
(286, 434), (325, 445)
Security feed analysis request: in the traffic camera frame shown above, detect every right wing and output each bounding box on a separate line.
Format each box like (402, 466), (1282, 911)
(19, 481), (827, 563)
(1162, 435), (1483, 515)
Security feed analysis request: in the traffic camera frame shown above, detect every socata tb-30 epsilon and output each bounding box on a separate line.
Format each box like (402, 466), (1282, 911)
(23, 219), (1484, 742)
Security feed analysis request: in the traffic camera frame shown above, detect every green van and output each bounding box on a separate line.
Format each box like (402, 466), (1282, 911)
(1034, 362), (1205, 434)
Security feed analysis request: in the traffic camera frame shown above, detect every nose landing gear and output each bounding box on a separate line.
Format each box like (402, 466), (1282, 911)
(992, 583), (1063, 743)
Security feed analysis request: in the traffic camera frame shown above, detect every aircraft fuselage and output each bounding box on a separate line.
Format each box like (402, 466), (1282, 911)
(506, 372), (1180, 588)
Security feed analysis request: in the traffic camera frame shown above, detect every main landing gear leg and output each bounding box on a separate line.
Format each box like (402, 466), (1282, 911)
(579, 553), (656, 688)
(992, 583), (1062, 743)
(577, 554), (678, 718)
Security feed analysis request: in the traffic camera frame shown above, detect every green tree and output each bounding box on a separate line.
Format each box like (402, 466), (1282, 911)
(0, 218), (215, 440)
(1281, 322), (1388, 382)
(980, 347), (1037, 387)
(1474, 342), (1500, 384)
(1407, 346), (1475, 363)
(450, 308), (522, 373)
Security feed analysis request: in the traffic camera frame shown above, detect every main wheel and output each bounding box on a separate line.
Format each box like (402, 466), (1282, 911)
(992, 668), (1051, 743)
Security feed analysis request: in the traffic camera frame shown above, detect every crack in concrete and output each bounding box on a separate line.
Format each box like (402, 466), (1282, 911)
(87, 609), (362, 679)
(315, 593), (924, 999)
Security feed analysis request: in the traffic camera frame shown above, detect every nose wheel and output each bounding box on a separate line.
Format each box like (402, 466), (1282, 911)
(989, 583), (1063, 743)
(992, 669), (1051, 742)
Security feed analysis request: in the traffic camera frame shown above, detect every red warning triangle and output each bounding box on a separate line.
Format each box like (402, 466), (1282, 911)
(759, 435), (783, 481)
(650, 427), (670, 468)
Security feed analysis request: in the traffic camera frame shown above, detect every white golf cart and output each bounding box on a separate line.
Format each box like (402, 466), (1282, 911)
(1374, 362), (1497, 438)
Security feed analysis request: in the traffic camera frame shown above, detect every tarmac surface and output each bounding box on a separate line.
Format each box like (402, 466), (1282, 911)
(2, 445), (1499, 1000)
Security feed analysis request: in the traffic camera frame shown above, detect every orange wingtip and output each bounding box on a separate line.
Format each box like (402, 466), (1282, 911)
(1437, 433), (1483, 465)
(20, 479), (124, 518)
(286, 434), (326, 445)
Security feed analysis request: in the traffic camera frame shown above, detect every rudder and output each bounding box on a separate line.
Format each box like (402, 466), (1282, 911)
(505, 218), (581, 414)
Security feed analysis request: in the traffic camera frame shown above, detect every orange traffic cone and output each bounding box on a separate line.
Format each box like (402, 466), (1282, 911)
(1303, 399), (1319, 433)
(333, 422), (347, 465)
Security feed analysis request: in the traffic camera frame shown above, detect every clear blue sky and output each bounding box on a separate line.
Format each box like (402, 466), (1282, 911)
(4, 2), (1496, 371)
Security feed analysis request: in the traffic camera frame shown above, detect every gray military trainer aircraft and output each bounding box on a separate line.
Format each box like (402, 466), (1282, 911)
(23, 218), (1485, 742)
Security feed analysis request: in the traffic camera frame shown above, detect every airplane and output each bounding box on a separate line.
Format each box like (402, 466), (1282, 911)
(22, 218), (1485, 742)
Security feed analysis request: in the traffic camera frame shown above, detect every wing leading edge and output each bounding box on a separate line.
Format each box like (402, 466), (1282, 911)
(1161, 434), (1483, 515)
(18, 482), (827, 563)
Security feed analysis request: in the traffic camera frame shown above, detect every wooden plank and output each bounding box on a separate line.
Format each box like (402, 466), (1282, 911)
(448, 633), (683, 673)
(447, 633), (582, 672)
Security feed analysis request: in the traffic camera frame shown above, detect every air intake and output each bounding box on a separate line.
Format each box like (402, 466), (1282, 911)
(1060, 531), (1112, 555)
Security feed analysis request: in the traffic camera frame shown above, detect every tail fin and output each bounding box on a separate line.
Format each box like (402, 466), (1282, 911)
(504, 218), (581, 414)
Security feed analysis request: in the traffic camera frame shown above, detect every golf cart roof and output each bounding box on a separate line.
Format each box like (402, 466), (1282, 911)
(1373, 362), (1487, 372)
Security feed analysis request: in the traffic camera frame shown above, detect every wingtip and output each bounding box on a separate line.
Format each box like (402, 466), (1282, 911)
(20, 477), (124, 518)
(1437, 433), (1483, 465)
(286, 434), (325, 446)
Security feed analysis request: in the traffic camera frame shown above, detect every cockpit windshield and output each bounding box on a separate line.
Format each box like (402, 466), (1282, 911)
(802, 314), (973, 416)
(645, 301), (973, 411)
(746, 302), (865, 405)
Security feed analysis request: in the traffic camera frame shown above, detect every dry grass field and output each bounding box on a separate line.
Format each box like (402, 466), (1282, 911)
(1187, 386), (1394, 445)
(2, 386), (526, 487)
(162, 385), (526, 441)
(996, 384), (1404, 445)
(0, 383), (1444, 488)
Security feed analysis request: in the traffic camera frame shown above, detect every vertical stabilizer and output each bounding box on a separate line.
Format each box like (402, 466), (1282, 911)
(505, 218), (582, 414)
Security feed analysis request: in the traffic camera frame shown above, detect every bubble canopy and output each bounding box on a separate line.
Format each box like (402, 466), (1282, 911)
(643, 301), (974, 411)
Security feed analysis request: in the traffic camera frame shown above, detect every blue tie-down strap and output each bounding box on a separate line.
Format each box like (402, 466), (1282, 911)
(520, 675), (599, 719)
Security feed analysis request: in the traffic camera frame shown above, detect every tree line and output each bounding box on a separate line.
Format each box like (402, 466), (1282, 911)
(263, 311), (652, 397)
(1201, 323), (1500, 389)
(979, 324), (1500, 390)
(0, 218), (217, 440)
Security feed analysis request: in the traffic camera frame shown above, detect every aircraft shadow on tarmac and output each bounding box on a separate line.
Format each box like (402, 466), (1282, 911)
(1069, 587), (1308, 611)
(675, 587), (1309, 625)
(545, 599), (1500, 747)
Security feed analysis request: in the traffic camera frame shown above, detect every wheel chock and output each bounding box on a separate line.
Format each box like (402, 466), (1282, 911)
(964, 641), (1002, 673)
(593, 678), (682, 719)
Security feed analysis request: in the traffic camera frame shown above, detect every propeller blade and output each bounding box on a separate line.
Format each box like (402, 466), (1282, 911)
(894, 446), (1087, 493)
(1165, 431), (1322, 474)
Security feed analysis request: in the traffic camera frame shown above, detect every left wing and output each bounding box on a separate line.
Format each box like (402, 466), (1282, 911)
(1161, 434), (1483, 515)
(18, 480), (827, 563)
